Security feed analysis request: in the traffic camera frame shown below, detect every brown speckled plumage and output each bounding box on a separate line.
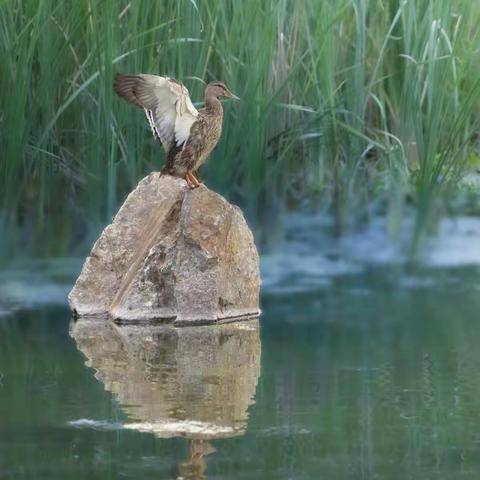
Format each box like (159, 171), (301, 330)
(114, 74), (238, 188)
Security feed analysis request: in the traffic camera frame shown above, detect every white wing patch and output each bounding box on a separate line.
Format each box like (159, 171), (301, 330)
(168, 77), (198, 148)
(145, 75), (198, 152)
(117, 74), (199, 152)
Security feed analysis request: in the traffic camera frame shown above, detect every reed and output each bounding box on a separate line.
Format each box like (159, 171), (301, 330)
(1, 0), (479, 257)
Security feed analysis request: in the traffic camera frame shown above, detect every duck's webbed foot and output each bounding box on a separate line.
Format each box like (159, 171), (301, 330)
(186, 171), (202, 189)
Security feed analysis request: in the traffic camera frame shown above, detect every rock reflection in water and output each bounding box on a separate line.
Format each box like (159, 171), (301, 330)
(70, 318), (261, 477)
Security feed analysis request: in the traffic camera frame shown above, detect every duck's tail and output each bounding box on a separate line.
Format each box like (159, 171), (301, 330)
(161, 145), (186, 177)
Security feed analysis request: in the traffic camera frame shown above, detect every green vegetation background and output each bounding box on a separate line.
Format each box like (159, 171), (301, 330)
(1, 0), (480, 258)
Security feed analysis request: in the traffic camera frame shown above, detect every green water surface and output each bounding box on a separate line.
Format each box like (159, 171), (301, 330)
(1, 266), (480, 479)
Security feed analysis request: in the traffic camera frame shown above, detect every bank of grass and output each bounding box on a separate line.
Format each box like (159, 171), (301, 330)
(1, 0), (480, 257)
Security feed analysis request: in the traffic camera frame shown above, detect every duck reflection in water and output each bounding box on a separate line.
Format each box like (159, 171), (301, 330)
(70, 318), (261, 478)
(177, 439), (215, 480)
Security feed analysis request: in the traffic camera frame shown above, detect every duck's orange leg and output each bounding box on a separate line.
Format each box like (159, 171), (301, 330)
(185, 171), (196, 190)
(191, 171), (203, 187)
(186, 171), (202, 189)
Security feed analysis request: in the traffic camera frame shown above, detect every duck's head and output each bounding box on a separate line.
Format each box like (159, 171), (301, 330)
(205, 81), (240, 100)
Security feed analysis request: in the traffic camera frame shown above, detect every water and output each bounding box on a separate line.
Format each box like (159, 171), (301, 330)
(2, 218), (480, 479)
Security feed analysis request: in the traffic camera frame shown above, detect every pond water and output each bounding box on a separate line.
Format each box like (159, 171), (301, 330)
(2, 216), (480, 479)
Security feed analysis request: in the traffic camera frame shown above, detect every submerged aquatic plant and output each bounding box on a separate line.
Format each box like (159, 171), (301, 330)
(0, 0), (479, 257)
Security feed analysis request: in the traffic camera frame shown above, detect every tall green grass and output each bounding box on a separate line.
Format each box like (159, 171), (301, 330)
(1, 0), (479, 257)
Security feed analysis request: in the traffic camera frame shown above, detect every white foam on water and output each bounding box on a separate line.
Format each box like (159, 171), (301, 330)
(261, 425), (312, 436)
(68, 418), (238, 437)
(261, 213), (480, 295)
(68, 419), (124, 430)
(125, 420), (236, 436)
(340, 215), (480, 267)
(0, 258), (80, 317)
(425, 217), (480, 267)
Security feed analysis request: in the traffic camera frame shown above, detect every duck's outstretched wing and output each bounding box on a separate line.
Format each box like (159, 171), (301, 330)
(114, 73), (199, 152)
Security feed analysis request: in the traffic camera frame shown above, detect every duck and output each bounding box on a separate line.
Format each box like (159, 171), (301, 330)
(113, 73), (239, 188)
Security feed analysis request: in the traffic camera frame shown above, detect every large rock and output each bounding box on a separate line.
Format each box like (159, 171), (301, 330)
(69, 173), (260, 325)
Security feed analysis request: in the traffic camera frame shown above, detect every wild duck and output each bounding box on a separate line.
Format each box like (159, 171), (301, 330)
(114, 74), (239, 188)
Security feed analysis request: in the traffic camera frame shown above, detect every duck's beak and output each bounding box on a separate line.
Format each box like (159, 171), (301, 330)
(226, 91), (240, 100)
